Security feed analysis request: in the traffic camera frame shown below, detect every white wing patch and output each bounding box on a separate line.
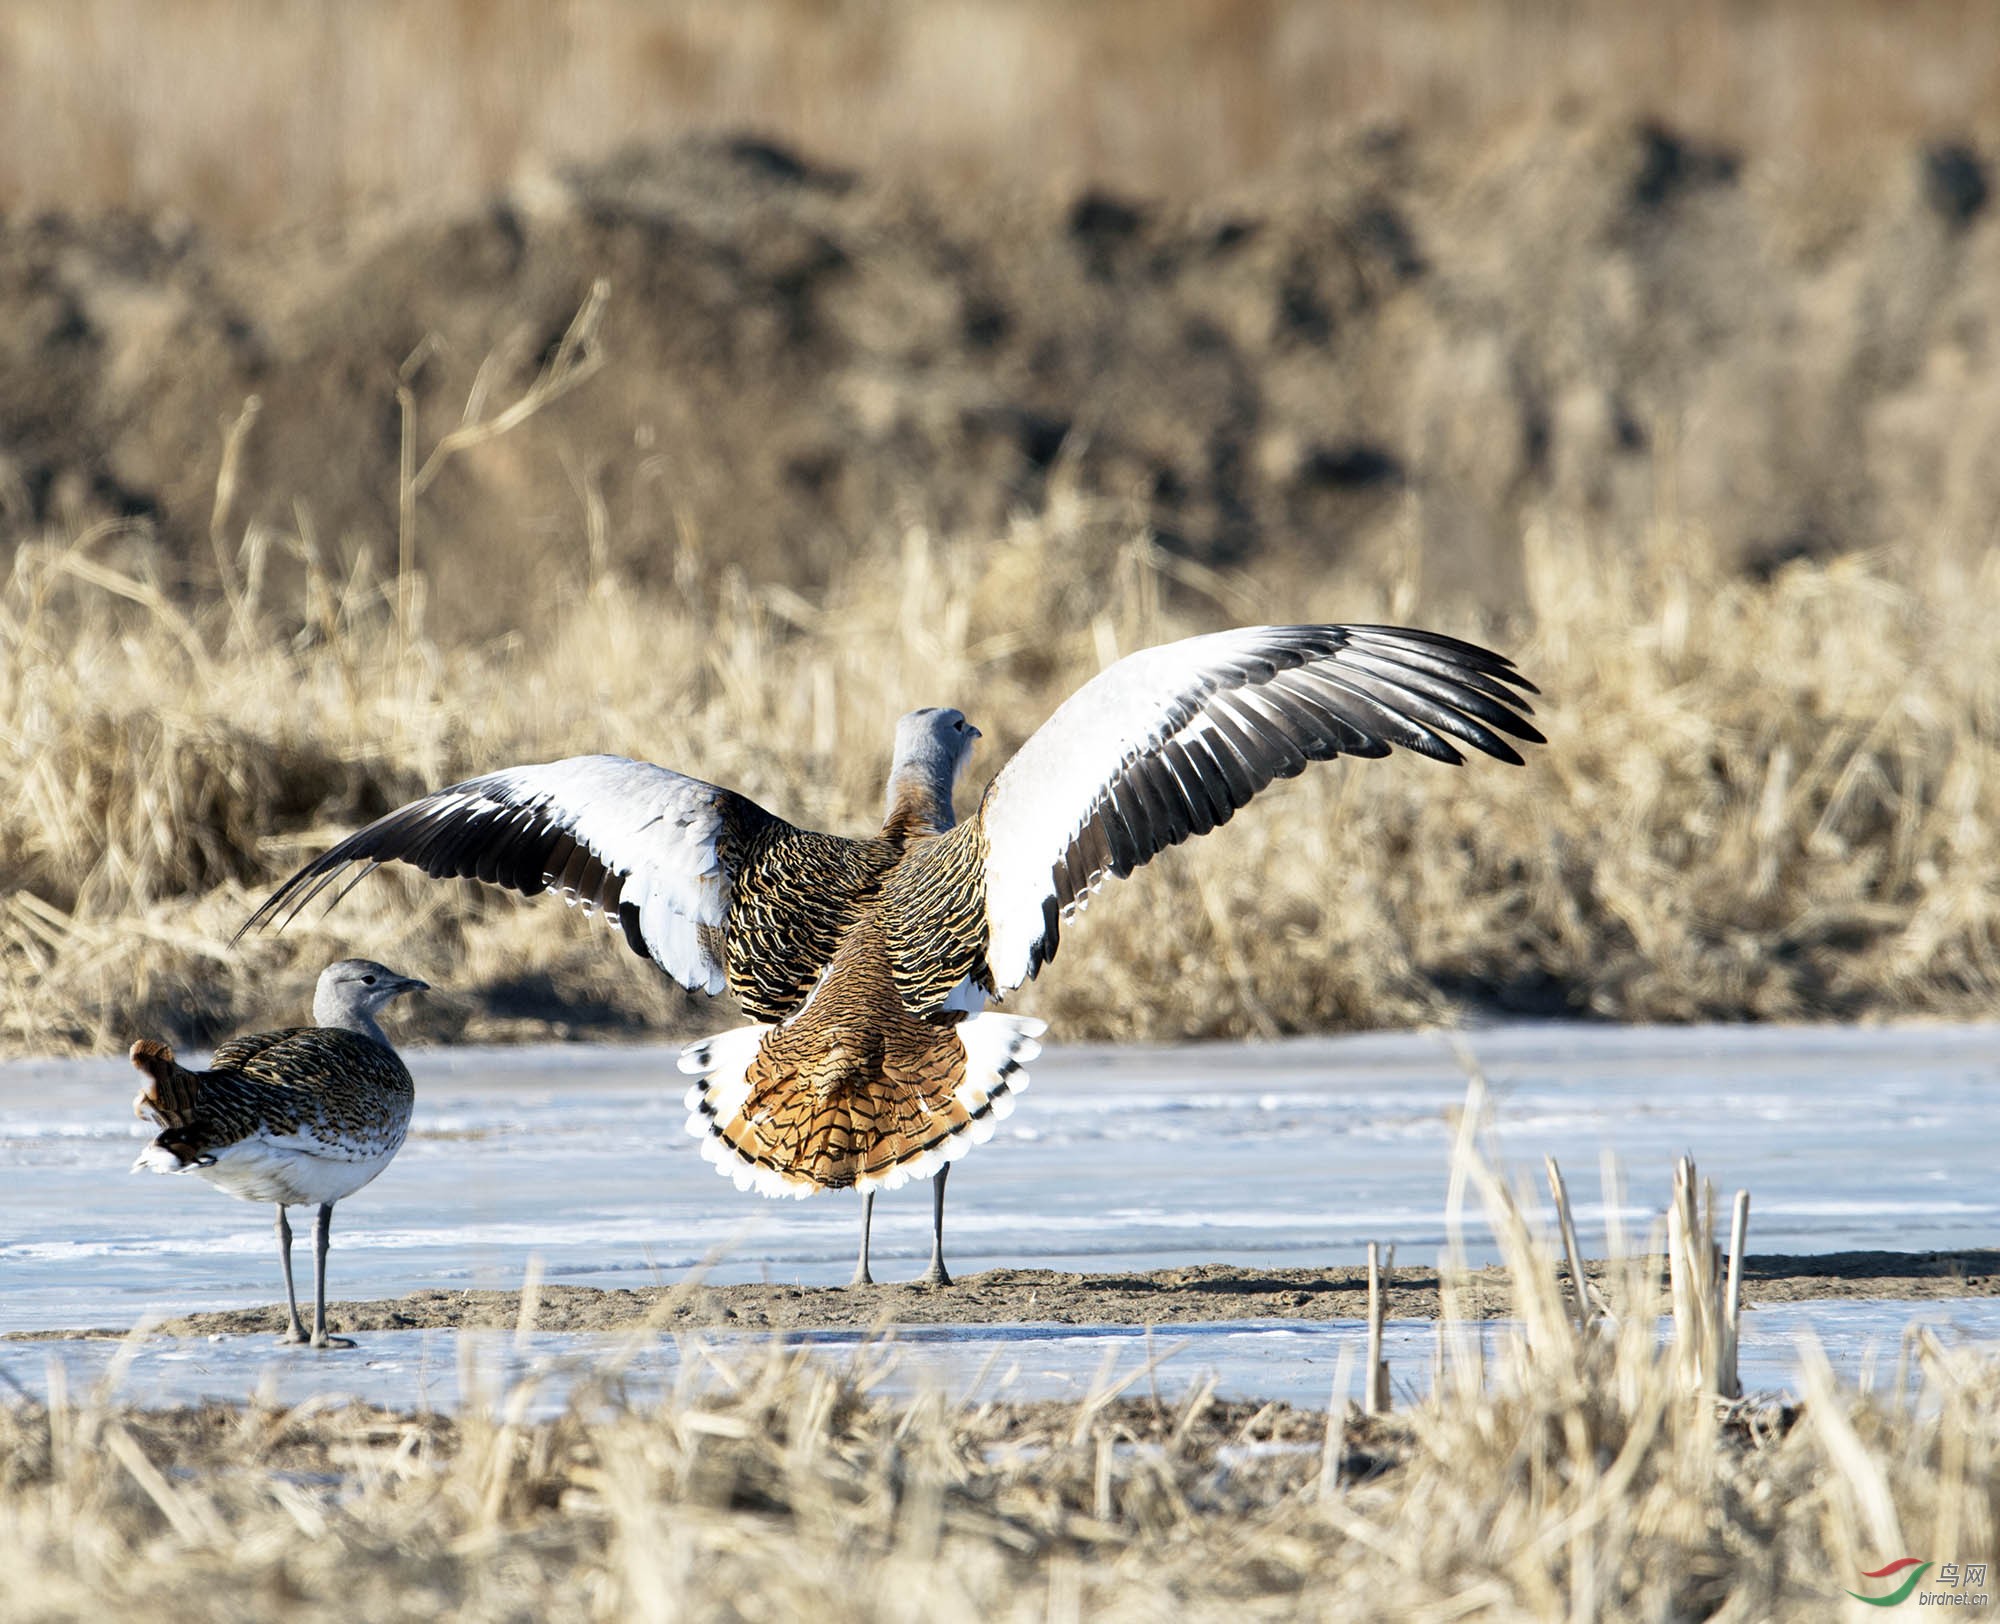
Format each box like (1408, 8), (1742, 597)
(247, 754), (743, 999)
(975, 625), (1542, 990)
(979, 628), (1281, 988)
(502, 757), (734, 996)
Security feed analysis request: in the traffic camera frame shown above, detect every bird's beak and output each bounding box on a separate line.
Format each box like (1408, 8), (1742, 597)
(967, 724), (982, 740)
(399, 977), (431, 996)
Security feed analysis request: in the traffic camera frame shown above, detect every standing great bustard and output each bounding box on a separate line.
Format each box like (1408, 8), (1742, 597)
(130, 958), (428, 1347)
(242, 625), (1543, 1285)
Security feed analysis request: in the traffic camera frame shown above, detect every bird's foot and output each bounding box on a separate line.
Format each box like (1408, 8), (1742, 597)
(915, 1260), (953, 1289)
(275, 1324), (310, 1346)
(850, 1265), (875, 1287)
(308, 1332), (357, 1351)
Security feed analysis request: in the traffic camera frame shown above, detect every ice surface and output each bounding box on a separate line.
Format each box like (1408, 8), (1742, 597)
(4, 1022), (1997, 1388)
(5, 1299), (1997, 1418)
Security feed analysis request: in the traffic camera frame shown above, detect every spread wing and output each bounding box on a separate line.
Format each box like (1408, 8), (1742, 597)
(238, 755), (780, 999)
(974, 623), (1544, 990)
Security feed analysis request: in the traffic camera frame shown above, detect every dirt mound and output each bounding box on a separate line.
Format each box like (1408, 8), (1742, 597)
(3, 116), (1995, 632)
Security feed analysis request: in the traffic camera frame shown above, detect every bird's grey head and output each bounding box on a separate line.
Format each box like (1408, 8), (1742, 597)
(885, 707), (981, 832)
(313, 958), (429, 1039)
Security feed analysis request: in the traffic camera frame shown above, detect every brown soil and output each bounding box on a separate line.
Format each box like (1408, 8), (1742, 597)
(15, 1251), (1997, 1342)
(5, 118), (1996, 636)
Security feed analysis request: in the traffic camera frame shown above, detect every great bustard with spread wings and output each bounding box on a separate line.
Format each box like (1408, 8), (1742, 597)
(243, 625), (1544, 1286)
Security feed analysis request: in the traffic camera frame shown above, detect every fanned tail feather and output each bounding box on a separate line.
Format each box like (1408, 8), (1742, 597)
(678, 1024), (798, 1197)
(680, 1013), (1047, 1197)
(891, 1009), (1046, 1188)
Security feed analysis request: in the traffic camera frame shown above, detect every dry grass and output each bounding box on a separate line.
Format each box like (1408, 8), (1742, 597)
(2, 1090), (1993, 1621)
(5, 1), (1999, 232)
(3, 453), (1997, 1053)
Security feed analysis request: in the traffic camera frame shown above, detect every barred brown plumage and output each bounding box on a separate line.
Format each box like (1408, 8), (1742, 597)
(243, 626), (1545, 1285)
(129, 958), (428, 1349)
(880, 821), (995, 1016)
(714, 817), (907, 1021)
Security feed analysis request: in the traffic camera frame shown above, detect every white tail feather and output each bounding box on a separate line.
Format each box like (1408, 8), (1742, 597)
(679, 1023), (771, 1123)
(131, 1141), (194, 1175)
(680, 1023), (814, 1198)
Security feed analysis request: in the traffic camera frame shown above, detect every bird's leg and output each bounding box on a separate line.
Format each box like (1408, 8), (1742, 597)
(919, 1164), (953, 1287)
(274, 1205), (308, 1344)
(851, 1189), (876, 1287)
(309, 1201), (356, 1350)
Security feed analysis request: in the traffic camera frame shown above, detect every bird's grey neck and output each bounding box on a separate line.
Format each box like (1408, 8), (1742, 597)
(882, 754), (958, 838)
(312, 993), (395, 1050)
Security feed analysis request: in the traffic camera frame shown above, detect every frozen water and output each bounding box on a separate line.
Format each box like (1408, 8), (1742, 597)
(5, 1299), (1998, 1418)
(4, 1022), (1996, 1338)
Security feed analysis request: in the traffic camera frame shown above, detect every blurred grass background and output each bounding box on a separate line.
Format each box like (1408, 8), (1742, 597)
(5, 1), (2000, 228)
(2, 0), (1997, 1050)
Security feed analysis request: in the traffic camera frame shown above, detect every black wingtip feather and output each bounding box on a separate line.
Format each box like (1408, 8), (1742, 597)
(237, 774), (631, 944)
(618, 899), (649, 959)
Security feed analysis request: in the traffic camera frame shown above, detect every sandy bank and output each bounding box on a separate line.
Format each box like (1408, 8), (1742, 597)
(13, 1250), (1995, 1342)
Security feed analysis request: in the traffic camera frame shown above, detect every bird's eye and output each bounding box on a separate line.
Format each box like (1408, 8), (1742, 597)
(362, 974), (377, 985)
